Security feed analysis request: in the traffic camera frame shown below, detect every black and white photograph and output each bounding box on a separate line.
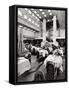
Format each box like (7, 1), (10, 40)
(16, 6), (67, 83)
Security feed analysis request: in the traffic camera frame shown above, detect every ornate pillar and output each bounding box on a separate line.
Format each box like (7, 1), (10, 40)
(53, 15), (57, 42)
(18, 25), (25, 55)
(42, 18), (47, 41)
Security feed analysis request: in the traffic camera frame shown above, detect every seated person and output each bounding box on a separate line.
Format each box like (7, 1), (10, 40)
(34, 71), (44, 81)
(44, 47), (63, 79)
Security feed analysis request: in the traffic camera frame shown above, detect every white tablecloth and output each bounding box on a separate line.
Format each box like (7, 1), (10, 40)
(18, 57), (31, 76)
(31, 46), (48, 57)
(38, 49), (48, 57)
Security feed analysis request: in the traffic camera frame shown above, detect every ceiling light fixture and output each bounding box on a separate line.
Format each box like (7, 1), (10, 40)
(32, 13), (34, 17)
(42, 12), (45, 14)
(39, 9), (42, 11)
(39, 16), (41, 18)
(37, 14), (39, 17)
(28, 18), (31, 22)
(19, 25), (23, 28)
(25, 8), (28, 11)
(49, 13), (52, 15)
(28, 10), (32, 14)
(37, 18), (39, 21)
(32, 20), (34, 24)
(24, 15), (27, 19)
(47, 19), (50, 22)
(35, 16), (37, 19)
(18, 10), (22, 16)
(48, 10), (51, 12)
(31, 9), (34, 10)
(34, 11), (37, 13)
(37, 24), (39, 27)
(44, 15), (46, 17)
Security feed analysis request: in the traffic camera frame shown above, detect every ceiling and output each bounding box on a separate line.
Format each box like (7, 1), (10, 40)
(18, 8), (65, 29)
(30, 8), (65, 29)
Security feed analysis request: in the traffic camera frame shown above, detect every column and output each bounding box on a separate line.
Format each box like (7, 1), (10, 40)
(42, 18), (47, 41)
(18, 25), (25, 55)
(53, 15), (57, 42)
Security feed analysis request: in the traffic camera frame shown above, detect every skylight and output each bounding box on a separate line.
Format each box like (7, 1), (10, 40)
(24, 15), (27, 19)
